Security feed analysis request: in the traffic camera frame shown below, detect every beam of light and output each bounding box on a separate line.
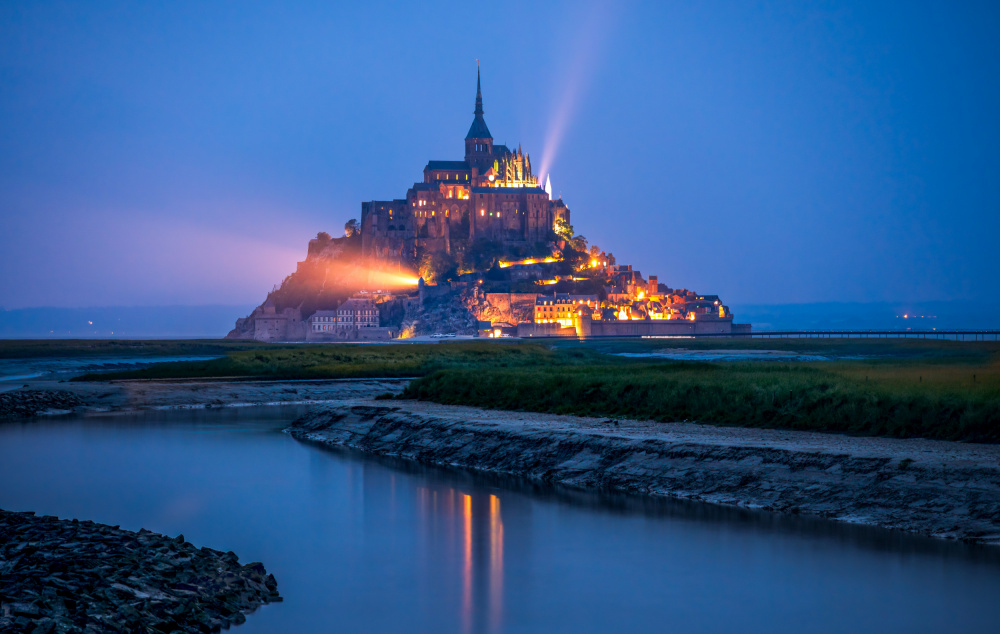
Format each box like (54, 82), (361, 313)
(363, 268), (420, 289)
(537, 2), (618, 188)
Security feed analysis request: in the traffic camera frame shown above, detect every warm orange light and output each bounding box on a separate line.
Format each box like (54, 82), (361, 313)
(366, 269), (420, 288)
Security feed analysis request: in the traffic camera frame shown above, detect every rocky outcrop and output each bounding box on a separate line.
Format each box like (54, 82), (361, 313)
(0, 390), (83, 420)
(0, 509), (280, 633)
(399, 286), (478, 337)
(286, 403), (1000, 545)
(469, 292), (537, 325)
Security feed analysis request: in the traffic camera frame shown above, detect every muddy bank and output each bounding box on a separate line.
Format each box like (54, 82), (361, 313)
(0, 378), (408, 419)
(0, 509), (280, 633)
(287, 402), (1000, 545)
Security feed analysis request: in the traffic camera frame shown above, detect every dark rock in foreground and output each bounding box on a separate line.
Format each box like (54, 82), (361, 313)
(0, 509), (280, 633)
(0, 390), (83, 420)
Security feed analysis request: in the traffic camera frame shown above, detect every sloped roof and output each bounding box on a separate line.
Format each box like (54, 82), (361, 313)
(426, 160), (469, 170)
(339, 298), (376, 311)
(466, 116), (492, 140)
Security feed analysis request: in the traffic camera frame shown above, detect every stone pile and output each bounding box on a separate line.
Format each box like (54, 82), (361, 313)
(0, 509), (280, 633)
(0, 390), (83, 420)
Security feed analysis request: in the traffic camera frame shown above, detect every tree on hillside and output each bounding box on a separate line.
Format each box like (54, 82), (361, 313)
(344, 219), (359, 237)
(554, 217), (574, 241)
(419, 251), (457, 284)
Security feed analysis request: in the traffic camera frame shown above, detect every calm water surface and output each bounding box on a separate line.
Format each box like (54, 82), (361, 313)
(1, 408), (999, 633)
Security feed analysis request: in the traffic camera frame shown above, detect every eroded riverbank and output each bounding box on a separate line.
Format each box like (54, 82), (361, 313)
(7, 377), (1000, 545)
(287, 401), (1000, 545)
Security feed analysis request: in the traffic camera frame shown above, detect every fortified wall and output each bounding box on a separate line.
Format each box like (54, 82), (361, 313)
(516, 316), (751, 338)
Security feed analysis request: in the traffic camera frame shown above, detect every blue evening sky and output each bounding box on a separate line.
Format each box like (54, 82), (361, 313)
(1, 1), (997, 308)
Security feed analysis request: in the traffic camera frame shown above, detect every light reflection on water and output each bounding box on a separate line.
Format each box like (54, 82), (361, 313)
(1, 407), (999, 633)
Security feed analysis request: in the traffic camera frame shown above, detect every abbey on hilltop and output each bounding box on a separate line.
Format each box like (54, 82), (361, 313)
(226, 67), (750, 342)
(360, 69), (570, 263)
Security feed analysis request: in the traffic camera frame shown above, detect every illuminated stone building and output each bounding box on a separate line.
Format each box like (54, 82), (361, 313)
(360, 70), (571, 262)
(336, 298), (379, 329)
(534, 293), (599, 327)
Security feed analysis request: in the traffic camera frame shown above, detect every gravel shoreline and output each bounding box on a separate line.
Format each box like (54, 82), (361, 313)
(0, 509), (280, 633)
(287, 401), (1000, 545)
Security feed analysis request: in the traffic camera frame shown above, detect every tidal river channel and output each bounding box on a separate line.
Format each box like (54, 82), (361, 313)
(2, 407), (999, 633)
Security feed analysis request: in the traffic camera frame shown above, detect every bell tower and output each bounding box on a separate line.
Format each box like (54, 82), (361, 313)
(464, 66), (493, 169)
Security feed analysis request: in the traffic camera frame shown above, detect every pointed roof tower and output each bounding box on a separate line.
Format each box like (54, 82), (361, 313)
(466, 67), (493, 140)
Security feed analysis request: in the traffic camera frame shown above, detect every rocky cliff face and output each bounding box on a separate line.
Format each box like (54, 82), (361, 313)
(394, 288), (536, 336)
(286, 403), (1000, 545)
(227, 233), (410, 340)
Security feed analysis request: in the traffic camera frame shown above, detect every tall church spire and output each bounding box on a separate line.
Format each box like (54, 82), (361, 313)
(466, 65), (492, 140)
(475, 66), (484, 116)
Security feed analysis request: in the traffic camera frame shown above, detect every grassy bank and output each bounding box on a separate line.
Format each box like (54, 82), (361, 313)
(402, 353), (1000, 443)
(68, 338), (1000, 442)
(74, 341), (602, 381)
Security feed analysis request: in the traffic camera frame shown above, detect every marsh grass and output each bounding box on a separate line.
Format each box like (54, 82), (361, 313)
(75, 341), (598, 381)
(402, 353), (1000, 443)
(71, 338), (1000, 442)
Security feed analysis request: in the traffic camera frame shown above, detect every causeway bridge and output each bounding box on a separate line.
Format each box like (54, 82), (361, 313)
(687, 329), (1000, 340)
